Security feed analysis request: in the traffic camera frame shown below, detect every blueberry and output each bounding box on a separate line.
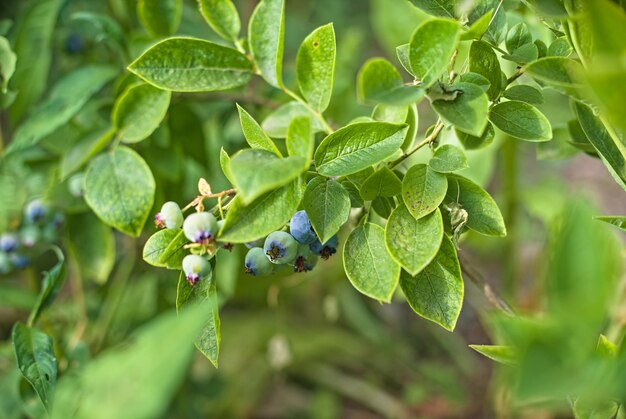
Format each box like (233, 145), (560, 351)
(10, 253), (30, 269)
(65, 33), (85, 54)
(182, 254), (211, 285)
(0, 252), (10, 274)
(183, 212), (218, 244)
(264, 231), (298, 264)
(20, 225), (40, 248)
(25, 199), (48, 223)
(245, 237), (265, 248)
(293, 244), (318, 273)
(289, 211), (317, 244)
(52, 213), (65, 229)
(0, 234), (18, 252)
(244, 247), (274, 276)
(309, 235), (339, 260)
(156, 201), (184, 230)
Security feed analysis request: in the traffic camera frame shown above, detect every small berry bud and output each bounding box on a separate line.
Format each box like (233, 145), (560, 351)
(156, 201), (184, 229)
(182, 254), (211, 285)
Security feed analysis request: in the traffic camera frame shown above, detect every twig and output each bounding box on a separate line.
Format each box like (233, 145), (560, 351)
(388, 121), (444, 169)
(459, 252), (515, 316)
(282, 86), (334, 134)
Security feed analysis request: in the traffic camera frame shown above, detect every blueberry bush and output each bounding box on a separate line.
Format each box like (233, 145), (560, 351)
(1, 0), (626, 417)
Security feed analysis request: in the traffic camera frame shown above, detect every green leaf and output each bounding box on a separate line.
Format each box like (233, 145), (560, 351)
(408, 0), (456, 18)
(456, 122), (495, 150)
(505, 23), (532, 53)
(237, 104), (282, 156)
(303, 177), (350, 244)
(469, 345), (517, 366)
(357, 58), (425, 105)
(12, 323), (56, 411)
(229, 149), (305, 204)
(573, 102), (626, 189)
(524, 57), (583, 97)
(459, 72), (491, 92)
(128, 37), (253, 92)
(468, 0), (506, 45)
(68, 212), (115, 284)
(220, 147), (235, 185)
(460, 9), (493, 41)
(469, 40), (503, 101)
(286, 116), (313, 165)
(503, 85), (544, 105)
(137, 0), (182, 37)
(429, 144), (468, 173)
(360, 166), (402, 200)
(0, 36), (16, 93)
(594, 216), (626, 232)
(296, 23), (335, 112)
(596, 334), (618, 358)
(402, 164), (448, 219)
(198, 0), (240, 41)
(29, 253), (66, 326)
(219, 179), (303, 243)
(526, 0), (567, 17)
(547, 37), (572, 57)
(339, 179), (364, 208)
(386, 206), (443, 276)
(400, 235), (463, 330)
(343, 223), (401, 303)
(372, 104), (409, 124)
(489, 101), (552, 142)
(158, 229), (188, 265)
(51, 306), (207, 419)
(143, 229), (186, 270)
(261, 101), (326, 138)
(177, 272), (220, 367)
(248, 0), (284, 87)
(61, 127), (115, 180)
(314, 122), (408, 177)
(502, 43), (538, 64)
(7, 65), (117, 155)
(444, 174), (506, 236)
(409, 18), (460, 87)
(112, 82), (171, 144)
(396, 43), (411, 75)
(431, 82), (489, 137)
(84, 147), (156, 237)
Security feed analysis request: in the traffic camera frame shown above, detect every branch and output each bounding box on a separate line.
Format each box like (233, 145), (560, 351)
(459, 252), (515, 316)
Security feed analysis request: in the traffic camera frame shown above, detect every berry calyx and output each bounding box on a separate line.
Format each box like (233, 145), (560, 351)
(289, 211), (317, 244)
(264, 231), (298, 264)
(182, 254), (211, 285)
(244, 247), (274, 276)
(310, 235), (339, 260)
(183, 212), (218, 245)
(293, 245), (318, 273)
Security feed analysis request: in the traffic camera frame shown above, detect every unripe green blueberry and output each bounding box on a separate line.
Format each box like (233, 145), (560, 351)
(294, 244), (318, 273)
(20, 225), (40, 248)
(244, 247), (274, 276)
(264, 231), (298, 264)
(289, 211), (317, 244)
(156, 201), (184, 229)
(309, 235), (339, 260)
(183, 212), (218, 244)
(68, 173), (84, 198)
(182, 254), (212, 285)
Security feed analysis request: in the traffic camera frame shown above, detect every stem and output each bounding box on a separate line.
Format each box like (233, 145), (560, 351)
(506, 68), (525, 85)
(388, 121), (444, 169)
(502, 140), (519, 300)
(182, 189), (236, 212)
(459, 253), (515, 316)
(282, 87), (333, 134)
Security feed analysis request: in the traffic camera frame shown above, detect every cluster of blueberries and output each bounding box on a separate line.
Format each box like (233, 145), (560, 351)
(0, 200), (63, 275)
(154, 202), (339, 286)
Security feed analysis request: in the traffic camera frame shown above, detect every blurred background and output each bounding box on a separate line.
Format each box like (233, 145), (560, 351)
(0, 0), (625, 418)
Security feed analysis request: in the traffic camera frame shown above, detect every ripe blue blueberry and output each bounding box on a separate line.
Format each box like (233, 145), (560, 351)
(65, 33), (85, 54)
(0, 234), (18, 252)
(289, 211), (317, 244)
(182, 254), (211, 285)
(0, 252), (10, 274)
(25, 199), (48, 223)
(294, 245), (318, 273)
(156, 201), (184, 229)
(309, 235), (339, 260)
(244, 247), (274, 276)
(10, 254), (30, 269)
(183, 212), (218, 244)
(264, 231), (298, 264)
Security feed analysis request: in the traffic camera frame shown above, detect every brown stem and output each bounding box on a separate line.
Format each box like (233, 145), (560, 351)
(459, 252), (515, 316)
(388, 121), (444, 169)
